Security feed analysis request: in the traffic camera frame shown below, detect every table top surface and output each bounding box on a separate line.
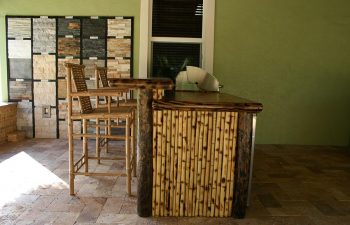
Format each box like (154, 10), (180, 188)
(153, 91), (263, 112)
(108, 77), (174, 90)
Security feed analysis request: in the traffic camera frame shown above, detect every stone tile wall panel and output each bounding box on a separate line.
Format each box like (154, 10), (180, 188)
(8, 40), (31, 58)
(107, 39), (131, 58)
(34, 107), (57, 138)
(58, 38), (80, 57)
(82, 39), (106, 58)
(7, 18), (31, 39)
(59, 120), (81, 139)
(83, 59), (105, 78)
(82, 19), (106, 38)
(58, 79), (67, 99)
(33, 55), (56, 80)
(9, 81), (32, 100)
(58, 58), (80, 77)
(0, 103), (17, 143)
(17, 101), (33, 138)
(107, 59), (131, 78)
(33, 18), (56, 53)
(58, 18), (80, 36)
(108, 19), (131, 37)
(33, 82), (56, 106)
(9, 58), (32, 79)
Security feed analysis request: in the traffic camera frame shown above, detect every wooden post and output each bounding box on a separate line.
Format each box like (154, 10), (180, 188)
(232, 112), (252, 218)
(137, 89), (154, 217)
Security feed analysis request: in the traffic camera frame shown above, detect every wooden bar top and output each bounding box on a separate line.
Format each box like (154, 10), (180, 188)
(108, 78), (174, 90)
(153, 91), (263, 112)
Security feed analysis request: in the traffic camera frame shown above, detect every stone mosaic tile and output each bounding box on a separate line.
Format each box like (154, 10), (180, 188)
(58, 99), (80, 120)
(86, 80), (95, 90)
(107, 19), (131, 37)
(82, 59), (105, 78)
(9, 80), (32, 100)
(58, 58), (80, 77)
(58, 79), (67, 99)
(7, 18), (31, 39)
(33, 81), (56, 107)
(33, 18), (56, 53)
(107, 59), (131, 78)
(58, 38), (80, 57)
(34, 107), (57, 138)
(8, 40), (31, 58)
(33, 55), (56, 80)
(107, 38), (131, 58)
(82, 39), (106, 58)
(58, 18), (80, 36)
(17, 101), (33, 138)
(9, 58), (32, 79)
(82, 18), (106, 38)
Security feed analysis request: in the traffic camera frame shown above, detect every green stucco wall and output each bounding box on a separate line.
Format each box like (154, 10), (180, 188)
(1, 0), (349, 146)
(214, 0), (350, 146)
(0, 0), (140, 101)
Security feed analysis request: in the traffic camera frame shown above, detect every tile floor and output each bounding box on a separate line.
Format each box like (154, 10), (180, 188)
(0, 139), (349, 225)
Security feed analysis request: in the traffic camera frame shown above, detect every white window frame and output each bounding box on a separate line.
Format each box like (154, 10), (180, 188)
(139, 0), (215, 78)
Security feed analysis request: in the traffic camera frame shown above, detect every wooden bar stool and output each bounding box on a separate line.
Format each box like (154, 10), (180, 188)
(66, 63), (135, 196)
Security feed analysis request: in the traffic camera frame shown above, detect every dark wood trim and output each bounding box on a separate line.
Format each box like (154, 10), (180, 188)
(232, 112), (253, 218)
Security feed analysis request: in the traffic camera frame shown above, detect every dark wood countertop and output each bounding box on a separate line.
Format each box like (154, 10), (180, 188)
(153, 91), (263, 112)
(108, 78), (174, 90)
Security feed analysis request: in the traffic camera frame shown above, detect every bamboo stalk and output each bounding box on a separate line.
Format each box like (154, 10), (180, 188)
(219, 112), (231, 217)
(180, 111), (187, 216)
(225, 112), (234, 216)
(126, 117), (131, 196)
(188, 111), (196, 216)
(155, 110), (162, 216)
(185, 111), (192, 216)
(215, 112), (226, 217)
(203, 112), (213, 216)
(228, 112), (238, 215)
(152, 113), (156, 215)
(175, 111), (183, 216)
(208, 112), (217, 215)
(83, 119), (88, 172)
(159, 110), (167, 216)
(192, 111), (201, 216)
(165, 110), (171, 215)
(199, 112), (209, 216)
(210, 111), (221, 216)
(172, 110), (179, 215)
(195, 112), (205, 216)
(169, 110), (176, 216)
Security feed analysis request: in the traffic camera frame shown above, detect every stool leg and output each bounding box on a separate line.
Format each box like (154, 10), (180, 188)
(132, 113), (137, 177)
(96, 118), (101, 164)
(126, 117), (131, 196)
(68, 119), (75, 195)
(83, 119), (88, 173)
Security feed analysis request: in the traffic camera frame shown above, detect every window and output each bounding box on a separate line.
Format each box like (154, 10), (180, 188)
(139, 0), (215, 79)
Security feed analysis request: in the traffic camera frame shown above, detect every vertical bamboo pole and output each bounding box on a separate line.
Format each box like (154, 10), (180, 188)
(132, 112), (136, 177)
(67, 66), (75, 195)
(180, 111), (187, 216)
(203, 112), (213, 216)
(152, 110), (157, 216)
(199, 112), (209, 216)
(169, 110), (177, 216)
(165, 110), (171, 215)
(228, 112), (238, 215)
(208, 112), (217, 215)
(225, 112), (235, 216)
(193, 111), (201, 216)
(172, 110), (179, 215)
(211, 111), (221, 216)
(219, 112), (231, 217)
(185, 111), (192, 216)
(126, 117), (131, 196)
(83, 119), (88, 172)
(195, 112), (205, 216)
(188, 111), (196, 216)
(215, 112), (226, 217)
(155, 110), (163, 215)
(175, 111), (183, 216)
(160, 110), (167, 216)
(96, 118), (100, 164)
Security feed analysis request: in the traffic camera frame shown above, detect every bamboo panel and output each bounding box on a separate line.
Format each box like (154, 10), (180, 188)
(152, 110), (238, 217)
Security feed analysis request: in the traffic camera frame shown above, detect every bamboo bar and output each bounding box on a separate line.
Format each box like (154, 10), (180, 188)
(150, 91), (262, 218)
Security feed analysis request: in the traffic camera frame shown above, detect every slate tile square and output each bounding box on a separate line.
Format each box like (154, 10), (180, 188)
(7, 18), (31, 39)
(9, 58), (32, 79)
(58, 18), (81, 36)
(82, 39), (106, 58)
(82, 18), (106, 38)
(33, 18), (56, 53)
(58, 38), (80, 57)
